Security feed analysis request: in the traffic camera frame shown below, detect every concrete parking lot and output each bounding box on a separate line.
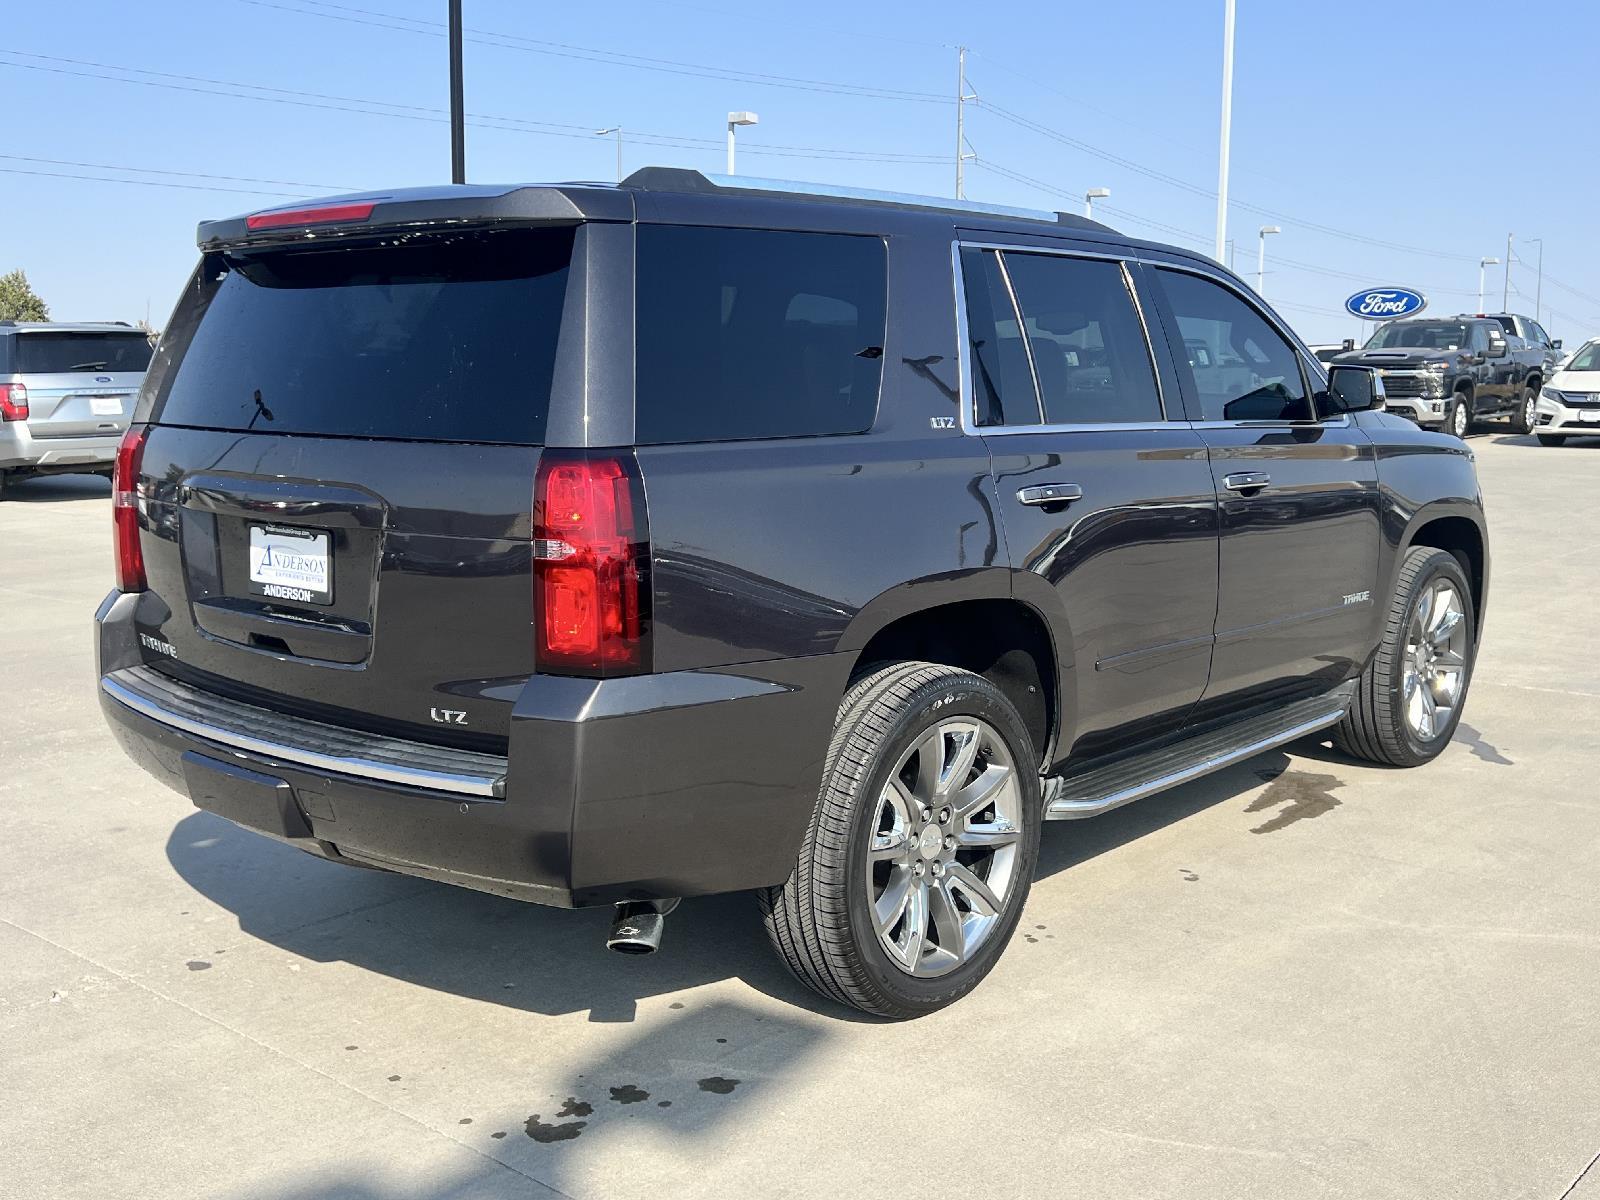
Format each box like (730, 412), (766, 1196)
(2, 432), (1598, 1200)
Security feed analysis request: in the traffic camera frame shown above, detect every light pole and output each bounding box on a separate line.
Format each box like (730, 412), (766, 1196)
(726, 111), (758, 175)
(595, 126), (623, 183)
(448, 0), (465, 183)
(1214, 0), (1236, 262)
(1256, 225), (1280, 296)
(1502, 231), (1514, 311)
(1478, 257), (1499, 313)
(1084, 187), (1110, 219)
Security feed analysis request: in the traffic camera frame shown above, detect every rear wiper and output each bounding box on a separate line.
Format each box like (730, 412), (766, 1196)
(68, 361), (109, 370)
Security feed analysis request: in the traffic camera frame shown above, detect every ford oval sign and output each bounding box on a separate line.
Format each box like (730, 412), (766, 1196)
(1345, 287), (1427, 320)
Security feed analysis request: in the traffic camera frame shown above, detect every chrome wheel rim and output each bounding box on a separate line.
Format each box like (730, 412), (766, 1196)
(1402, 578), (1469, 742)
(866, 717), (1022, 978)
(1452, 401), (1468, 437)
(1524, 394), (1537, 430)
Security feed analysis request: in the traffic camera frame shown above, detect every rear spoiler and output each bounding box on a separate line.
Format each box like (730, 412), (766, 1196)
(198, 182), (634, 252)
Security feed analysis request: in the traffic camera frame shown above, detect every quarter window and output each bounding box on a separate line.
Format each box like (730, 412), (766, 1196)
(634, 225), (887, 444)
(959, 247), (1036, 425)
(1155, 269), (1312, 422)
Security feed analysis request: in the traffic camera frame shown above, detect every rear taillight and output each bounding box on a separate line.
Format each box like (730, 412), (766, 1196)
(532, 450), (650, 676)
(0, 382), (27, 421)
(113, 426), (148, 593)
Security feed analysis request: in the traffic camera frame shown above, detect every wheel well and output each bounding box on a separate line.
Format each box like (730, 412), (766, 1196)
(1524, 373), (1542, 393)
(852, 600), (1057, 766)
(1453, 380), (1473, 398)
(1409, 516), (1485, 630)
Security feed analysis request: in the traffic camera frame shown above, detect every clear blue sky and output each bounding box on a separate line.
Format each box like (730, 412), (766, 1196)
(4, 0), (1598, 345)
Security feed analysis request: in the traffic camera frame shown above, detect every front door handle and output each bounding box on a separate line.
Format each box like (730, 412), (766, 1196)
(1223, 471), (1271, 493)
(1017, 483), (1083, 507)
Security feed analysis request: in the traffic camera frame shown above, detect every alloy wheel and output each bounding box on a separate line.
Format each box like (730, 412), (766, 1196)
(1452, 400), (1469, 438)
(866, 717), (1022, 977)
(1402, 577), (1469, 742)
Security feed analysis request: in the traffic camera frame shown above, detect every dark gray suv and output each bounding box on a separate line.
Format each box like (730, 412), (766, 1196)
(97, 170), (1489, 1018)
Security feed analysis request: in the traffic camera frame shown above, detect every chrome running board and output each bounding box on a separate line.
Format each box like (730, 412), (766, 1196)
(1043, 687), (1353, 820)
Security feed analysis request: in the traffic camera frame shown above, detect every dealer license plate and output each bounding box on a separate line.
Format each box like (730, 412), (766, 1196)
(248, 524), (332, 605)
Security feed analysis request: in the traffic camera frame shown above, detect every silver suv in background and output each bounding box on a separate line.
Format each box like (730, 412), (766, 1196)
(1, 321), (153, 499)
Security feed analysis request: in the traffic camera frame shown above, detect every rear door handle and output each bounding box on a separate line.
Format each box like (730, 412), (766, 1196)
(1223, 471), (1271, 493)
(1017, 483), (1083, 506)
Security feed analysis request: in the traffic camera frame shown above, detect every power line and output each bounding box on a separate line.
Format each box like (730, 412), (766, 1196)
(237, 0), (951, 104)
(0, 52), (945, 166)
(0, 153), (351, 191)
(0, 166), (303, 198)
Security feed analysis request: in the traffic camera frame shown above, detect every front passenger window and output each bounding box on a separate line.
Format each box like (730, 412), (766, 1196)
(1155, 268), (1312, 422)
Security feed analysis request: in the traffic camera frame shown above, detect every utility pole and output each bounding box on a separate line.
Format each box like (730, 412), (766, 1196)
(1502, 231), (1513, 311)
(1527, 238), (1545, 324)
(1214, 0), (1236, 262)
(1226, 238), (1235, 272)
(954, 47), (975, 200)
(448, 0), (465, 184)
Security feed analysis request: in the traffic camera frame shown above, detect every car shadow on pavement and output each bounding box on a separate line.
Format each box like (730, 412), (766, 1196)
(167, 746), (1317, 1024)
(2, 473), (111, 501)
(166, 809), (865, 1024)
(1488, 432), (1600, 448)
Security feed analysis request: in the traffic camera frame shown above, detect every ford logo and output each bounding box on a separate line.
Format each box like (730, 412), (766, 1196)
(96, 375), (112, 383)
(1344, 287), (1427, 320)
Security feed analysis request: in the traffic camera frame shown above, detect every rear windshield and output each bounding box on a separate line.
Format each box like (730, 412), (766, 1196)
(634, 225), (887, 443)
(15, 332), (153, 374)
(153, 228), (573, 443)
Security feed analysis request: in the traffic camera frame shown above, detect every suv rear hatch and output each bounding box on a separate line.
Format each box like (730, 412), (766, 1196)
(11, 329), (151, 437)
(130, 194), (611, 750)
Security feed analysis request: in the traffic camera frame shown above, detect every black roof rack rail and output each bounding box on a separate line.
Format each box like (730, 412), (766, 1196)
(620, 167), (1110, 230)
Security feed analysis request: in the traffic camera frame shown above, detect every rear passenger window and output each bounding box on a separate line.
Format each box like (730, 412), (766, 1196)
(634, 226), (886, 443)
(960, 248), (1037, 425)
(1155, 268), (1312, 422)
(1001, 253), (1162, 425)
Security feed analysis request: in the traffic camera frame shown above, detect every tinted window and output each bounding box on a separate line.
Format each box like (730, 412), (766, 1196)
(634, 225), (886, 443)
(16, 332), (153, 374)
(154, 228), (572, 443)
(960, 247), (1037, 425)
(1157, 269), (1311, 422)
(1001, 253), (1161, 425)
(1365, 322), (1470, 350)
(1530, 321), (1551, 347)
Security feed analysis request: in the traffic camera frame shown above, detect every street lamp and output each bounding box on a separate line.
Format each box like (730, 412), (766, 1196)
(1478, 257), (1500, 312)
(595, 126), (623, 184)
(1256, 225), (1280, 296)
(726, 111), (758, 175)
(1083, 187), (1110, 219)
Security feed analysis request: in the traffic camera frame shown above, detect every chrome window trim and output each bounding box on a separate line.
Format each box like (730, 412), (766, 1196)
(951, 239), (1172, 436)
(993, 250), (1046, 425)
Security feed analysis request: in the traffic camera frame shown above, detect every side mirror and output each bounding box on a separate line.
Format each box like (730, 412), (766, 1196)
(1327, 365), (1386, 414)
(1554, 338), (1564, 351)
(1488, 336), (1509, 358)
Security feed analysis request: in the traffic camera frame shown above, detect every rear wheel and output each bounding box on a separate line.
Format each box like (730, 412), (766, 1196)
(1335, 546), (1475, 767)
(1512, 386), (1537, 435)
(761, 661), (1041, 1019)
(1449, 392), (1473, 438)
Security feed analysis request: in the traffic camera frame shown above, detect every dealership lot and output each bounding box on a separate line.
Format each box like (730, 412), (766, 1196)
(2, 433), (1598, 1200)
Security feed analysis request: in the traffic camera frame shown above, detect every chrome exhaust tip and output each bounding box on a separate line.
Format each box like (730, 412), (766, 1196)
(607, 901), (668, 955)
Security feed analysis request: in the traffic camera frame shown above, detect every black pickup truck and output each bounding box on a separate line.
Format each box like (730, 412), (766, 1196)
(96, 171), (1489, 1018)
(1335, 316), (1546, 437)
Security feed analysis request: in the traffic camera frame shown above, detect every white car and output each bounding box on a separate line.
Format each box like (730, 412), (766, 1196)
(1534, 339), (1600, 445)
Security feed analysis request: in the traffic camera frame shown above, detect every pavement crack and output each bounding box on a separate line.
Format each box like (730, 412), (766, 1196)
(1559, 1149), (1600, 1200)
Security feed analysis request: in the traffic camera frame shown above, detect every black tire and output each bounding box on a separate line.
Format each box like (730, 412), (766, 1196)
(1449, 391), (1473, 439)
(1334, 546), (1476, 767)
(760, 661), (1042, 1019)
(1512, 385), (1537, 435)
(0, 469), (7, 501)
(1536, 433), (1566, 447)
